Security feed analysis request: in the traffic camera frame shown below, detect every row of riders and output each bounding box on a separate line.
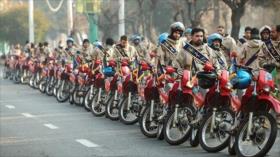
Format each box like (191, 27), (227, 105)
(3, 23), (280, 157)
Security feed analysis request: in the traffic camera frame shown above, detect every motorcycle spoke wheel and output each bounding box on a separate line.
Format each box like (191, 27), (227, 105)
(236, 113), (277, 157)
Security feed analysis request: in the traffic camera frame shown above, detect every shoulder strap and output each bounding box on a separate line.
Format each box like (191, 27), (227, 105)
(183, 42), (209, 65)
(264, 40), (280, 63)
(115, 45), (128, 57)
(239, 38), (246, 44)
(212, 50), (226, 69)
(244, 47), (261, 66)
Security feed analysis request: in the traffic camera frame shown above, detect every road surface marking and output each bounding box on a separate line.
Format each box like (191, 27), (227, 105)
(5, 105), (15, 109)
(44, 123), (59, 129)
(76, 139), (99, 148)
(21, 113), (35, 118)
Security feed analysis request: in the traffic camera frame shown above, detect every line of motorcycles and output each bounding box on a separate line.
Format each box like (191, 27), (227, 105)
(2, 53), (280, 157)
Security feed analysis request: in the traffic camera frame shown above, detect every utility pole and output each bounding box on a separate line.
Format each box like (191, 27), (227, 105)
(28, 0), (34, 42)
(118, 0), (125, 38)
(67, 0), (73, 36)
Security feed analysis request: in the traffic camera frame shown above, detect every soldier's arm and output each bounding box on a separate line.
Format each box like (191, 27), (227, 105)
(130, 46), (138, 60)
(238, 44), (247, 65)
(208, 47), (221, 73)
(177, 49), (191, 70)
(230, 37), (238, 52)
(258, 44), (268, 68)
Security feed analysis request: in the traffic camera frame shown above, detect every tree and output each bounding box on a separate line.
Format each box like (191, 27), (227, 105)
(222, 0), (249, 39)
(0, 4), (50, 44)
(96, 0), (119, 41)
(126, 0), (159, 42)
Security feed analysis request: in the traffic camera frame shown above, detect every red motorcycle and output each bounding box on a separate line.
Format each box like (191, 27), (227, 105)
(198, 64), (241, 152)
(138, 62), (163, 138)
(69, 63), (92, 106)
(113, 60), (151, 123)
(147, 65), (203, 141)
(118, 58), (142, 125)
(9, 55), (21, 83)
(52, 61), (62, 97)
(231, 65), (280, 157)
(45, 59), (57, 96)
(38, 61), (49, 93)
(90, 59), (108, 116)
(161, 67), (205, 145)
(103, 59), (122, 120)
(28, 58), (41, 89)
(19, 56), (31, 84)
(83, 62), (98, 112)
(56, 62), (73, 102)
(68, 65), (80, 105)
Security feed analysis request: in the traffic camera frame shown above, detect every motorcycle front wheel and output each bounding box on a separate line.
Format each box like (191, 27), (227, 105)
(235, 112), (278, 157)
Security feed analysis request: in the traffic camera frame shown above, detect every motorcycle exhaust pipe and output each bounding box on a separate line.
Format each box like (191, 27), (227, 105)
(246, 112), (253, 141)
(210, 107), (217, 133)
(150, 100), (154, 122)
(173, 104), (179, 128)
(127, 92), (131, 111)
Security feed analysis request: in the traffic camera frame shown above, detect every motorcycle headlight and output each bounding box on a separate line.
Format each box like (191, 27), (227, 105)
(74, 69), (79, 74)
(263, 85), (271, 92)
(225, 82), (233, 90)
(186, 81), (193, 88)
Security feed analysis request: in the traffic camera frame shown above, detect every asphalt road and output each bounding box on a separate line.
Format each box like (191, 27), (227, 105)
(0, 72), (279, 157)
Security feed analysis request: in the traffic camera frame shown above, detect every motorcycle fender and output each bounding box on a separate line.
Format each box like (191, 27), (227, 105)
(192, 92), (204, 108)
(69, 74), (76, 83)
(258, 95), (280, 113)
(230, 95), (241, 112)
(117, 83), (123, 94)
(182, 88), (192, 95)
(105, 79), (110, 93)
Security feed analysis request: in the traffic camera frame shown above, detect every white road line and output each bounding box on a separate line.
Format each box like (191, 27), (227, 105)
(5, 105), (15, 109)
(44, 123), (59, 129)
(76, 139), (99, 148)
(21, 113), (35, 118)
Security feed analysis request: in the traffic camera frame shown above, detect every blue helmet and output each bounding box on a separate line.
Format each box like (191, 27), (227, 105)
(132, 34), (142, 41)
(93, 41), (102, 47)
(184, 28), (192, 35)
(66, 37), (74, 44)
(158, 32), (169, 45)
(93, 41), (104, 50)
(207, 33), (223, 47)
(103, 66), (115, 77)
(131, 34), (142, 44)
(230, 69), (252, 89)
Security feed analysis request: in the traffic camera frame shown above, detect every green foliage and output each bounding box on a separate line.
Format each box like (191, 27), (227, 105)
(34, 9), (50, 43)
(0, 4), (50, 44)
